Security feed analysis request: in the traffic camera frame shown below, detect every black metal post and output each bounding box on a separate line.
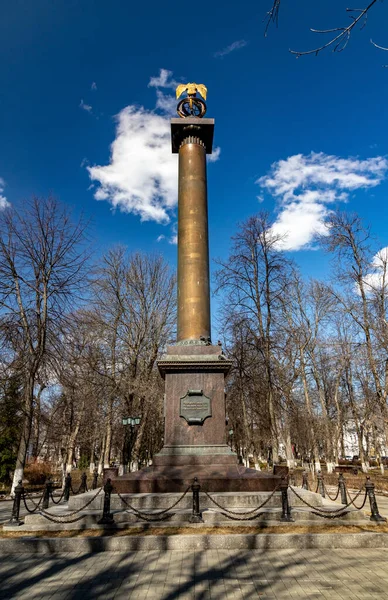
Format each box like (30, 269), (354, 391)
(302, 471), (309, 490)
(42, 478), (52, 510)
(338, 473), (347, 505)
(317, 471), (325, 498)
(98, 478), (115, 524)
(79, 472), (87, 494)
(92, 468), (98, 490)
(280, 477), (294, 522)
(189, 477), (203, 523)
(63, 474), (71, 502)
(365, 477), (387, 522)
(9, 480), (24, 526)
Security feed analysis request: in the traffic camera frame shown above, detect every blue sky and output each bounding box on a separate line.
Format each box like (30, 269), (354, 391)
(1, 0), (388, 326)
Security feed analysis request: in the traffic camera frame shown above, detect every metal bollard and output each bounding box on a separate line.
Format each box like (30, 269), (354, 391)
(302, 471), (309, 490)
(98, 478), (114, 524)
(280, 476), (294, 522)
(189, 477), (203, 523)
(42, 478), (53, 510)
(92, 468), (98, 490)
(79, 472), (87, 494)
(365, 477), (387, 522)
(63, 474), (72, 502)
(338, 473), (347, 505)
(317, 471), (325, 498)
(9, 480), (24, 526)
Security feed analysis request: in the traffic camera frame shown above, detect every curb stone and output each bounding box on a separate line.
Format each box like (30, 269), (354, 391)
(0, 532), (388, 552)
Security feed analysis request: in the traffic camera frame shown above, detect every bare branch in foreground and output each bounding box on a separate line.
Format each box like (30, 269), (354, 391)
(288, 0), (380, 57)
(371, 38), (388, 50)
(264, 0), (281, 37)
(371, 38), (388, 66)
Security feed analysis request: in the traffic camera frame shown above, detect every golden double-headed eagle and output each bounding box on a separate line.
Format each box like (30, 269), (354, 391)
(176, 83), (207, 100)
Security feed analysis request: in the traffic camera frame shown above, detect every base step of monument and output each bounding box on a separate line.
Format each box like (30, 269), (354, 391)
(18, 506), (369, 531)
(12, 489), (371, 532)
(68, 489), (323, 512)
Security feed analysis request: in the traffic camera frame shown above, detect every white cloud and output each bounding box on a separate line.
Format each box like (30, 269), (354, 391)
(88, 107), (177, 222)
(79, 99), (92, 113)
(91, 82), (97, 91)
(0, 178), (9, 209)
(156, 234), (165, 242)
(364, 247), (388, 292)
(214, 40), (248, 58)
(208, 146), (221, 163)
(148, 68), (177, 90)
(258, 152), (388, 251)
(87, 69), (221, 224)
(155, 90), (177, 115)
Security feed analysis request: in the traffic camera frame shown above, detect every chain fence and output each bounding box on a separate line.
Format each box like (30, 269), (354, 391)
(116, 486), (191, 522)
(288, 484), (366, 519)
(202, 485), (281, 521)
(50, 488), (65, 505)
(11, 470), (387, 527)
(22, 491), (44, 514)
(34, 487), (103, 524)
(323, 484), (340, 502)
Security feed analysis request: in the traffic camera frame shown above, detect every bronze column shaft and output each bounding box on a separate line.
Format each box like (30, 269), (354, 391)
(177, 140), (211, 341)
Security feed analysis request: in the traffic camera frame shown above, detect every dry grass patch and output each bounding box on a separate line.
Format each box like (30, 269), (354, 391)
(1, 523), (388, 538)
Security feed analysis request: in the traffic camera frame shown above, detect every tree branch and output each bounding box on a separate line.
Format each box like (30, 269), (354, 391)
(289, 0), (380, 57)
(264, 0), (281, 37)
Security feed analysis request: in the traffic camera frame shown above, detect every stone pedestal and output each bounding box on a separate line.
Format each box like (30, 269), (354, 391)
(154, 343), (234, 466)
(110, 342), (281, 493)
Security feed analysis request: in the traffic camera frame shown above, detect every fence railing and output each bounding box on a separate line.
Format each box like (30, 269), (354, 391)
(8, 470), (102, 526)
(8, 471), (388, 527)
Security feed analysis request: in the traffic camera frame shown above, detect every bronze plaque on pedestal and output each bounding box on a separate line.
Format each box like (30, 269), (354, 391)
(180, 389), (211, 425)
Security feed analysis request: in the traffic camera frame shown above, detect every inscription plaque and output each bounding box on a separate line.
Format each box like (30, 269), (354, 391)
(180, 389), (212, 425)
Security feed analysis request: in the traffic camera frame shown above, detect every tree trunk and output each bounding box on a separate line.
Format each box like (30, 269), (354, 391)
(97, 433), (106, 475)
(103, 407), (113, 469)
(65, 398), (85, 474)
(11, 378), (35, 496)
(284, 425), (295, 468)
(300, 350), (321, 473)
(345, 365), (367, 472)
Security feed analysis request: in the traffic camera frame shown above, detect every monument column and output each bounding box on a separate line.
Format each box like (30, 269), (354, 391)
(111, 84), (280, 492)
(177, 136), (210, 341)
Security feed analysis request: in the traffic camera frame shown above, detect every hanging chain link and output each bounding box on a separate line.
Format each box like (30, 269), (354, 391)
(289, 485), (365, 515)
(202, 484), (281, 519)
(35, 487), (103, 523)
(35, 512), (93, 524)
(323, 484), (340, 502)
(22, 490), (45, 513)
(116, 486), (191, 522)
(50, 488), (65, 505)
(345, 487), (368, 510)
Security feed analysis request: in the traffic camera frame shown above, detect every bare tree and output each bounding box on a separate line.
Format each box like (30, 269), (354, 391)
(216, 212), (293, 463)
(87, 249), (176, 471)
(0, 197), (88, 494)
(322, 212), (388, 468)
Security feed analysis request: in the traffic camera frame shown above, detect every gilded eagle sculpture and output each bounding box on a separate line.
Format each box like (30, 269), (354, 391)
(176, 83), (207, 118)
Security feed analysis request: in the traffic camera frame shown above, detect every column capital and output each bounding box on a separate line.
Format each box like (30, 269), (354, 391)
(171, 118), (214, 154)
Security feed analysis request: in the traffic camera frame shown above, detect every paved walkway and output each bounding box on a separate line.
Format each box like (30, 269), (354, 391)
(0, 549), (387, 599)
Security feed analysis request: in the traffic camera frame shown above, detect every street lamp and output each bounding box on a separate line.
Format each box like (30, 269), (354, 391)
(122, 417), (141, 426)
(122, 416), (141, 472)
